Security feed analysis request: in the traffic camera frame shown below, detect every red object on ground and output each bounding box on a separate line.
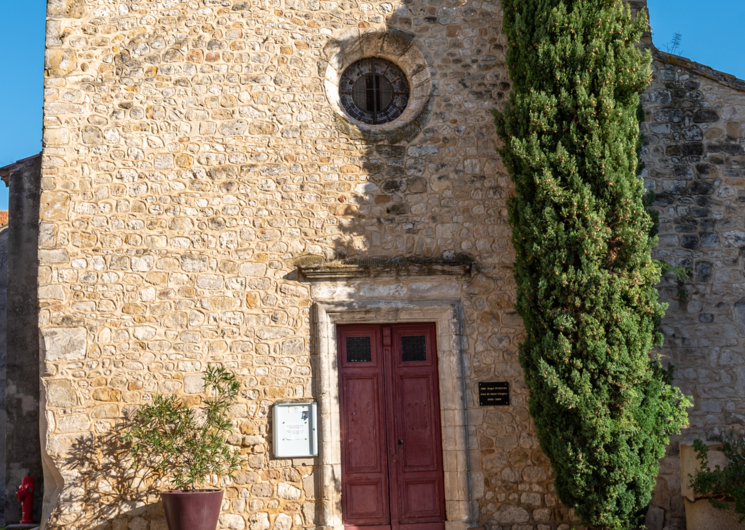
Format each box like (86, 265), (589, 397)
(15, 475), (35, 524)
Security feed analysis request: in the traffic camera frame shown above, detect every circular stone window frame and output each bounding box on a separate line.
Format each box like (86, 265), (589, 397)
(324, 29), (433, 144)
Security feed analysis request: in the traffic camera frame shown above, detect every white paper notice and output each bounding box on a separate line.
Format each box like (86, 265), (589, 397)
(285, 424), (306, 441)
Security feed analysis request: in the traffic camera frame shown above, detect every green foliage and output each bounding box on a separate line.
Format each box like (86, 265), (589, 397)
(123, 365), (242, 491)
(493, 1), (691, 528)
(690, 431), (745, 521)
(662, 32), (683, 56)
(642, 191), (658, 239)
(660, 263), (692, 302)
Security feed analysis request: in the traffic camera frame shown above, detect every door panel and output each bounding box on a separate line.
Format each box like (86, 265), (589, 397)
(399, 375), (439, 470)
(339, 326), (390, 527)
(345, 376), (385, 472)
(390, 325), (446, 524)
(402, 480), (439, 515)
(338, 323), (445, 530)
(346, 481), (387, 520)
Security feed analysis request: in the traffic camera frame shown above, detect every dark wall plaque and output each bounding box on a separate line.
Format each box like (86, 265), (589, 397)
(479, 382), (510, 406)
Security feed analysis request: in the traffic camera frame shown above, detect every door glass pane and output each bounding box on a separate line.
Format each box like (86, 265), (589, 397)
(346, 336), (372, 362)
(401, 336), (426, 362)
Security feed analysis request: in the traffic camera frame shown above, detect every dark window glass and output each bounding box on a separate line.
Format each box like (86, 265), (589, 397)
(339, 58), (409, 125)
(352, 73), (393, 114)
(346, 336), (372, 362)
(402, 335), (427, 362)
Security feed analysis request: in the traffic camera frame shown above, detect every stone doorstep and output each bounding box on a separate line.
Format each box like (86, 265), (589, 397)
(7, 525), (40, 529)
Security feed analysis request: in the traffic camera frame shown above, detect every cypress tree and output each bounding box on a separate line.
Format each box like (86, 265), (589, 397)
(493, 2), (690, 528)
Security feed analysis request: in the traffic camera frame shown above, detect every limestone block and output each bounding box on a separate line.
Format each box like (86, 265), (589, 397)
(359, 283), (406, 297)
(310, 282), (357, 299)
(183, 374), (204, 394)
(521, 493), (542, 506)
(272, 513), (292, 530)
(46, 379), (77, 407)
(47, 432), (90, 459)
(91, 405), (119, 419)
(409, 282), (459, 297)
(39, 285), (65, 301)
(42, 327), (87, 361)
(302, 473), (316, 499)
(235, 471), (260, 485)
(47, 0), (86, 17)
(523, 466), (548, 483)
(241, 262), (267, 277)
(256, 327), (293, 340)
(494, 505), (530, 524)
(301, 502), (315, 525)
(40, 191), (70, 221)
(220, 514), (246, 530)
(468, 472), (484, 500)
(251, 484), (272, 498)
(248, 513), (269, 530)
(46, 49), (77, 76)
(55, 413), (91, 433)
(277, 483), (302, 500)
(44, 128), (70, 146)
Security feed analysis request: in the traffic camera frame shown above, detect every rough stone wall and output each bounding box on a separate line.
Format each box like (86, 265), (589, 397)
(5, 155), (43, 525)
(39, 1), (577, 530)
(641, 51), (745, 530)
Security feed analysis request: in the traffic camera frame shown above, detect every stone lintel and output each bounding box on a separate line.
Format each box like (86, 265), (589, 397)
(300, 262), (471, 281)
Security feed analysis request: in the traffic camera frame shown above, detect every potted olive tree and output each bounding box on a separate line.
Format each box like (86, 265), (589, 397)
(123, 366), (242, 530)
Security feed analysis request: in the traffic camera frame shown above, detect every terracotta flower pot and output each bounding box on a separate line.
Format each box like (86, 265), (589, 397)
(161, 489), (224, 530)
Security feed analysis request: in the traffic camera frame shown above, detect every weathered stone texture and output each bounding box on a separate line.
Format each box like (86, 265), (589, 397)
(39, 1), (565, 529)
(642, 51), (745, 530)
(40, 0), (722, 529)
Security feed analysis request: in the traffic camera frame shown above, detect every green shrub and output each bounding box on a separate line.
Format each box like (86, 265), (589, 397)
(690, 431), (745, 521)
(493, 1), (691, 528)
(123, 365), (242, 491)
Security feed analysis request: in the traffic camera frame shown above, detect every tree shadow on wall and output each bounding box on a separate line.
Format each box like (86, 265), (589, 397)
(310, 21), (511, 265)
(47, 426), (166, 530)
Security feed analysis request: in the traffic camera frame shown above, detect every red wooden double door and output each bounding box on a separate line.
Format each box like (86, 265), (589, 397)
(337, 323), (446, 530)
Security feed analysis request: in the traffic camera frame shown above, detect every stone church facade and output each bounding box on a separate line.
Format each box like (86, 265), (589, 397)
(11, 0), (743, 529)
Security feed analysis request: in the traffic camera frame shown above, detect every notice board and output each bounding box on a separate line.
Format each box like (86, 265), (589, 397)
(273, 402), (318, 458)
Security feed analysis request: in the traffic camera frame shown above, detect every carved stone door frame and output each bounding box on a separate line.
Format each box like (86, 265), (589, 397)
(312, 300), (472, 530)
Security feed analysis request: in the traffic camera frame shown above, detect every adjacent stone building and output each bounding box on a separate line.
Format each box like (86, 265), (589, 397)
(0, 154), (43, 526)
(642, 52), (745, 529)
(9, 0), (743, 529)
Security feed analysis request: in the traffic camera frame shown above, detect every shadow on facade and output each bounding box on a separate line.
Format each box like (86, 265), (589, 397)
(57, 426), (165, 529)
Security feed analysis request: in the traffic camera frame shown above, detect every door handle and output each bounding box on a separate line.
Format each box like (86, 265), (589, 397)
(398, 439), (404, 445)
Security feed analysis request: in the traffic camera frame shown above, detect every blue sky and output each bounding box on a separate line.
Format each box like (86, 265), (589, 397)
(648, 0), (745, 77)
(0, 2), (47, 209)
(0, 1), (743, 211)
